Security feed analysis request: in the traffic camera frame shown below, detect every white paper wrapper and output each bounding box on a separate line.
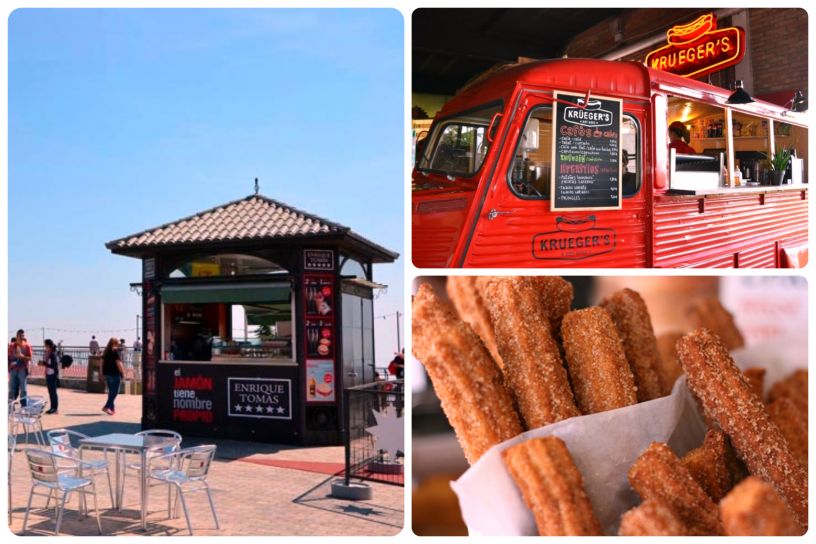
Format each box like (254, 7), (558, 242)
(450, 337), (806, 536)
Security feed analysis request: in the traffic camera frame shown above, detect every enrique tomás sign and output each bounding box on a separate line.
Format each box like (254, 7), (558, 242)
(228, 377), (292, 420)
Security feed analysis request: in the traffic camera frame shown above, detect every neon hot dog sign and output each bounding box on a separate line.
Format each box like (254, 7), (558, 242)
(645, 14), (746, 79)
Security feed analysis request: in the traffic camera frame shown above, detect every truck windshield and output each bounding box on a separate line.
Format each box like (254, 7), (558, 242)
(416, 103), (503, 178)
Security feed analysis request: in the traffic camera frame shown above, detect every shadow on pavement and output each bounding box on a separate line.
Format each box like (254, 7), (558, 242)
(291, 476), (403, 529)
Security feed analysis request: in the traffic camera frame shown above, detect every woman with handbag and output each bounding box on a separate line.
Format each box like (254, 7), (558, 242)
(101, 337), (125, 415)
(41, 338), (60, 413)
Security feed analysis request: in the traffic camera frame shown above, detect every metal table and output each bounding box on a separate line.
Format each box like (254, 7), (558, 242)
(79, 433), (177, 530)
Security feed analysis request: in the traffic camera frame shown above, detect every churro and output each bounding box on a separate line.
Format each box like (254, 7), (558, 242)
(719, 476), (802, 536)
(681, 429), (737, 502)
(600, 288), (663, 402)
(528, 276), (573, 337)
(687, 298), (744, 350)
(477, 277), (580, 429)
(446, 276), (503, 368)
(676, 329), (808, 528)
(767, 369), (808, 414)
(561, 307), (637, 414)
(627, 442), (722, 536)
(655, 331), (684, 395)
(743, 367), (766, 401)
(412, 284), (523, 464)
(767, 397), (808, 467)
(618, 500), (688, 536)
(503, 436), (601, 536)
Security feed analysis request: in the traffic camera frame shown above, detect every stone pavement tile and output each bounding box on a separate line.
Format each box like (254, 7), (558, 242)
(9, 385), (404, 536)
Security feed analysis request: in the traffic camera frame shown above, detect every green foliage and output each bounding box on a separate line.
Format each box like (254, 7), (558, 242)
(763, 147), (792, 171)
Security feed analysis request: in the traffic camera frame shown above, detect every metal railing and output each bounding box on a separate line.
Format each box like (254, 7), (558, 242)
(343, 380), (404, 486)
(25, 346), (139, 381)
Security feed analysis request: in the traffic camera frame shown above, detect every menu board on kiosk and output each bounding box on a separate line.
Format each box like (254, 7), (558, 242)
(551, 91), (622, 211)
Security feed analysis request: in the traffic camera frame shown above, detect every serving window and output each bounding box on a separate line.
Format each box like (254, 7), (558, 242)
(161, 283), (294, 363)
(507, 106), (641, 199)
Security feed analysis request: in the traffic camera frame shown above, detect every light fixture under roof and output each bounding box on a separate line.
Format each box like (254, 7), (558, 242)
(726, 80), (754, 105)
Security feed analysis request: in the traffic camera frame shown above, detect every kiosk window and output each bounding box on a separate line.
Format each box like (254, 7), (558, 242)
(161, 284), (294, 363)
(508, 107), (641, 199)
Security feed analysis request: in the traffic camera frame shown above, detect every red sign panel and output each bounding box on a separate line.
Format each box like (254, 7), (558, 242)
(645, 14), (746, 79)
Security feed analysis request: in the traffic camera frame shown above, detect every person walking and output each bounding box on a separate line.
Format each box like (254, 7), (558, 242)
(89, 335), (100, 355)
(8, 329), (32, 406)
(101, 338), (125, 415)
(41, 338), (60, 414)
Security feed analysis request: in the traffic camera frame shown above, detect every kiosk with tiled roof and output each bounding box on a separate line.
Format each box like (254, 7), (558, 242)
(107, 192), (398, 445)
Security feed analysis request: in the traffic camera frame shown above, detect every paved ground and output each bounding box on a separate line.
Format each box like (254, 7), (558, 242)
(8, 385), (404, 536)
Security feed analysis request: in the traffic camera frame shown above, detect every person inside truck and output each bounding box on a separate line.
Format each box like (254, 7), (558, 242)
(668, 121), (697, 154)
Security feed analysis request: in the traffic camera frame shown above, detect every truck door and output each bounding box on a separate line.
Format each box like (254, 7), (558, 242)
(459, 92), (651, 268)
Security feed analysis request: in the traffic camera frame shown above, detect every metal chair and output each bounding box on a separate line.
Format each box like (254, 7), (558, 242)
(47, 429), (115, 509)
(121, 429), (182, 511)
(8, 433), (16, 523)
(21, 449), (103, 535)
(9, 399), (46, 445)
(148, 445), (219, 535)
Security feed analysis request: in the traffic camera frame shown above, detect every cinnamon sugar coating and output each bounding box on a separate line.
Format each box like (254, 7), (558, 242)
(743, 367), (766, 401)
(681, 429), (739, 502)
(618, 500), (689, 536)
(767, 396), (808, 467)
(676, 329), (808, 528)
(412, 284), (523, 464)
(503, 436), (601, 536)
(600, 288), (663, 402)
(628, 442), (723, 536)
(477, 277), (580, 429)
(561, 307), (637, 414)
(446, 276), (503, 369)
(720, 477), (802, 536)
(687, 298), (745, 350)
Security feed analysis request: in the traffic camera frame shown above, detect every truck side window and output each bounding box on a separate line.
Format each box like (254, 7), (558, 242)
(621, 116), (641, 197)
(508, 107), (641, 199)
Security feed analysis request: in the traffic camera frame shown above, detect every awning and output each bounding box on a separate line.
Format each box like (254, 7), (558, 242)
(161, 282), (291, 305)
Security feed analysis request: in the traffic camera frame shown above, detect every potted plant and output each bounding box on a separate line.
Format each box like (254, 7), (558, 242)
(763, 148), (792, 185)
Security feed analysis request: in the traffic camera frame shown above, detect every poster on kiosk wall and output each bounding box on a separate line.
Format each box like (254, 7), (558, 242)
(306, 359), (335, 402)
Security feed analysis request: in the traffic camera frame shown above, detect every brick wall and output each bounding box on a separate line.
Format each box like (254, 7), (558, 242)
(749, 8), (808, 96)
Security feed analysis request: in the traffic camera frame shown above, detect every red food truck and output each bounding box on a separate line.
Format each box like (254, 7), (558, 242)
(412, 58), (808, 268)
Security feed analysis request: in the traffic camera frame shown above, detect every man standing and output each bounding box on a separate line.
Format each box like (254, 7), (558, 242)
(89, 335), (100, 355)
(132, 337), (142, 351)
(8, 329), (32, 406)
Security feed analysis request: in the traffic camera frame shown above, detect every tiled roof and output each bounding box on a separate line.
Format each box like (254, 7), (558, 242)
(106, 195), (351, 250)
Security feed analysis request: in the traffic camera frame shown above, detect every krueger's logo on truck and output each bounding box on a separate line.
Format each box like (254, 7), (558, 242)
(563, 100), (613, 128)
(532, 216), (616, 260)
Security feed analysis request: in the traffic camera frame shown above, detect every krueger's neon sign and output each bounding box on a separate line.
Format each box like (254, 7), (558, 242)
(645, 14), (746, 79)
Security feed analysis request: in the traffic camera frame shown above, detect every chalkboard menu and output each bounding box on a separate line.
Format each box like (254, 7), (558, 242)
(551, 92), (622, 211)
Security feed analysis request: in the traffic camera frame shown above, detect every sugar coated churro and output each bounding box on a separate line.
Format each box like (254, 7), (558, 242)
(767, 397), (808, 467)
(477, 277), (579, 429)
(720, 477), (802, 536)
(687, 298), (745, 350)
(768, 369), (808, 414)
(743, 367), (766, 401)
(412, 284), (523, 464)
(681, 429), (738, 502)
(655, 331), (684, 395)
(600, 288), (663, 402)
(676, 329), (808, 528)
(446, 276), (503, 368)
(561, 307), (637, 414)
(528, 276), (574, 337)
(618, 500), (688, 536)
(503, 436), (602, 536)
(627, 442), (723, 536)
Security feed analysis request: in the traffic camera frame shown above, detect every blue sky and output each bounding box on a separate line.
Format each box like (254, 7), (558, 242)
(8, 8), (404, 364)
